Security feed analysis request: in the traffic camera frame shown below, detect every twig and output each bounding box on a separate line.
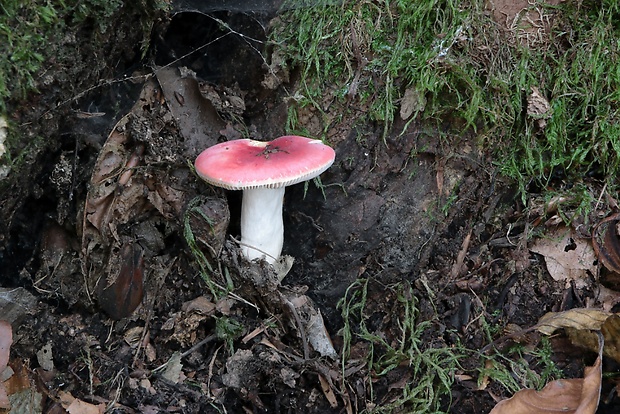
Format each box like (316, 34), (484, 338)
(152, 334), (218, 373)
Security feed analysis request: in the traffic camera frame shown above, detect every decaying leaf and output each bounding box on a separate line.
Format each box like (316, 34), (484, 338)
(0, 381), (7, 410)
(490, 332), (603, 414)
(319, 373), (338, 408)
(536, 308), (611, 335)
(592, 213), (620, 274)
(567, 314), (620, 365)
(527, 86), (552, 129)
(0, 321), (12, 410)
(530, 226), (597, 288)
(124, 326), (145, 348)
(0, 322), (11, 374)
(35, 342), (54, 372)
(59, 391), (105, 414)
(2, 360), (42, 413)
(306, 308), (337, 359)
(527, 86), (552, 117)
(400, 86), (426, 120)
(285, 293), (337, 359)
(181, 296), (216, 315)
(536, 308), (620, 364)
(81, 77), (202, 320)
(279, 366), (299, 388)
(596, 285), (620, 312)
(160, 352), (184, 384)
(97, 242), (145, 320)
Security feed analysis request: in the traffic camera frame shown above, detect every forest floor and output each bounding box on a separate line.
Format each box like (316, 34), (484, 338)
(1, 1), (620, 413)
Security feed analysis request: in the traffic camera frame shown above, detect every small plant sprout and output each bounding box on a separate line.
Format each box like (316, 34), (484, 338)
(195, 136), (335, 264)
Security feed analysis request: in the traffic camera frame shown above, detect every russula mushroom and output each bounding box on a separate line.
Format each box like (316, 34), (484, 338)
(195, 136), (335, 264)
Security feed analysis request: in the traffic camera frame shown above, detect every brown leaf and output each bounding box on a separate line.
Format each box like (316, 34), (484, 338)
(530, 226), (597, 288)
(0, 321), (11, 372)
(596, 285), (620, 312)
(318, 374), (338, 408)
(536, 308), (611, 336)
(0, 321), (12, 410)
(181, 296), (216, 315)
(400, 87), (426, 120)
(527, 86), (552, 119)
(59, 391), (105, 414)
(568, 314), (620, 364)
(490, 332), (602, 414)
(592, 213), (620, 274)
(97, 243), (144, 320)
(536, 309), (620, 364)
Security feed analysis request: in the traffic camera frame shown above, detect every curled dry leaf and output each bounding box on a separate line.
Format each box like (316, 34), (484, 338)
(490, 332), (603, 414)
(536, 308), (611, 336)
(527, 86), (552, 119)
(566, 314), (620, 365)
(592, 213), (620, 274)
(536, 308), (620, 364)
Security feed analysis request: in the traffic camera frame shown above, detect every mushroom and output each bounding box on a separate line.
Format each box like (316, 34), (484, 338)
(195, 136), (335, 264)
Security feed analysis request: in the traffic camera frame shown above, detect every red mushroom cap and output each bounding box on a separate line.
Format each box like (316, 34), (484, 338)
(195, 136), (335, 190)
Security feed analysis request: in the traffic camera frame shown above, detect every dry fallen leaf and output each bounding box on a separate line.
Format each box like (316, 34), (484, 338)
(490, 332), (603, 414)
(318, 373), (338, 408)
(2, 359), (42, 413)
(530, 226), (597, 288)
(0, 321), (12, 410)
(35, 342), (54, 372)
(596, 285), (620, 312)
(592, 213), (620, 274)
(536, 308), (620, 363)
(181, 296), (216, 315)
(570, 314), (620, 364)
(0, 322), (10, 374)
(161, 352), (184, 384)
(59, 391), (105, 414)
(527, 86), (552, 129)
(536, 308), (611, 336)
(400, 86), (426, 120)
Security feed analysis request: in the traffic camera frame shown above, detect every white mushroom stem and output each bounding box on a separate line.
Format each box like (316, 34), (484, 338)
(240, 187), (285, 264)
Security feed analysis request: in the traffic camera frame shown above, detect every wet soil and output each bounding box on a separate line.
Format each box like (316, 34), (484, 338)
(1, 2), (619, 414)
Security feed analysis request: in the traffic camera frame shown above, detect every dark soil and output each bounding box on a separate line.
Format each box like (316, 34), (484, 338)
(1, 2), (619, 413)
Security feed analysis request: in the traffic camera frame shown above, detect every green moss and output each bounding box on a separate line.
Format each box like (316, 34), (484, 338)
(272, 0), (620, 200)
(479, 337), (564, 393)
(0, 0), (166, 112)
(338, 279), (462, 413)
